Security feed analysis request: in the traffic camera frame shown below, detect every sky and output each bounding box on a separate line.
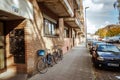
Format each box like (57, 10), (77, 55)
(83, 0), (119, 34)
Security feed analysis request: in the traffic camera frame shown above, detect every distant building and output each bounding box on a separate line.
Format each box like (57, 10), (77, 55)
(87, 33), (99, 40)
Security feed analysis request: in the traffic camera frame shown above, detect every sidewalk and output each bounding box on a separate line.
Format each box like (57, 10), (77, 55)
(28, 44), (95, 80)
(0, 73), (27, 80)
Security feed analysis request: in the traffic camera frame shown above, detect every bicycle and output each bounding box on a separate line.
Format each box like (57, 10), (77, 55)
(52, 45), (63, 63)
(57, 48), (63, 60)
(36, 49), (53, 74)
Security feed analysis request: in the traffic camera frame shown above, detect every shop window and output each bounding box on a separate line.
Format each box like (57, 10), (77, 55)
(44, 19), (58, 37)
(9, 29), (25, 64)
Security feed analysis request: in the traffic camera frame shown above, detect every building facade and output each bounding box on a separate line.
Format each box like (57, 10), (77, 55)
(0, 0), (84, 78)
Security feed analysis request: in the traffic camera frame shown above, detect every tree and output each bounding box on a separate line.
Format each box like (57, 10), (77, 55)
(95, 25), (120, 37)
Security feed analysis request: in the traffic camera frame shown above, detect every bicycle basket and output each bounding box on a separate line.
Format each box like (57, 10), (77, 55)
(37, 50), (45, 56)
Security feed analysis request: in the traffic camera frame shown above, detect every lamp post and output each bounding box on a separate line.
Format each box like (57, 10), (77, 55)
(114, 0), (120, 24)
(84, 7), (89, 48)
(116, 0), (120, 24)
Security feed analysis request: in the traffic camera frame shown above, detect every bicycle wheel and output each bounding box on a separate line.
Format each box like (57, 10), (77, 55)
(52, 54), (58, 64)
(37, 58), (48, 74)
(58, 49), (63, 60)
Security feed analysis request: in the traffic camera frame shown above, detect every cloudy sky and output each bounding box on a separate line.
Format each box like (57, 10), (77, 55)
(83, 0), (118, 34)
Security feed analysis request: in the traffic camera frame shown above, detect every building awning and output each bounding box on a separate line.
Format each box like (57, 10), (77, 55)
(0, 0), (33, 20)
(0, 10), (24, 21)
(37, 0), (74, 17)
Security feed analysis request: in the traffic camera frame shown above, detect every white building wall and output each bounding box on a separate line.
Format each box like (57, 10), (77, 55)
(0, 0), (33, 19)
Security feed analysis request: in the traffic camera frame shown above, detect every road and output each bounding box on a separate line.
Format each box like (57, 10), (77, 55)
(93, 67), (120, 80)
(28, 44), (120, 80)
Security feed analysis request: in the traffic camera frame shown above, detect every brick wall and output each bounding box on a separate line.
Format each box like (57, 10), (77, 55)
(3, 0), (74, 76)
(5, 20), (27, 73)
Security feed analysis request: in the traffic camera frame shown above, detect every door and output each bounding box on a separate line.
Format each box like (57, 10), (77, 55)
(10, 29), (25, 64)
(0, 22), (5, 71)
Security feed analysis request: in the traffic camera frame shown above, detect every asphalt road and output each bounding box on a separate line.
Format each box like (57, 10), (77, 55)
(93, 67), (120, 80)
(28, 44), (120, 80)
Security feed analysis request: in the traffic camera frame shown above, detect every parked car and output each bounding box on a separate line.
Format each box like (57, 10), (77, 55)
(102, 37), (111, 42)
(92, 43), (120, 68)
(104, 36), (120, 43)
(112, 36), (120, 43)
(89, 40), (104, 55)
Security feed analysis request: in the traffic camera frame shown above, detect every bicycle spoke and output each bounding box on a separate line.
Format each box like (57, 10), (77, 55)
(37, 59), (48, 74)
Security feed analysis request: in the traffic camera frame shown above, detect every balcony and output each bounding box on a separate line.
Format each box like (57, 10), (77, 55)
(0, 10), (24, 21)
(64, 17), (80, 27)
(37, 0), (74, 17)
(64, 10), (81, 31)
(37, 0), (83, 33)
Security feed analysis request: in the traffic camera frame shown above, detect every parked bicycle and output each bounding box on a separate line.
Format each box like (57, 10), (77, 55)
(52, 45), (63, 63)
(36, 49), (53, 74)
(36, 46), (63, 74)
(57, 48), (63, 60)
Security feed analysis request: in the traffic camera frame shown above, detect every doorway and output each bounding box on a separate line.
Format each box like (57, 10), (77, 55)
(9, 29), (25, 64)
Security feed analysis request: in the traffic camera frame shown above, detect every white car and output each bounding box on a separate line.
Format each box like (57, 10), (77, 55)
(112, 36), (120, 43)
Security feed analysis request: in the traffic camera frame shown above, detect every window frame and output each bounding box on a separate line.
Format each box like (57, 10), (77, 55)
(64, 27), (69, 38)
(44, 18), (58, 37)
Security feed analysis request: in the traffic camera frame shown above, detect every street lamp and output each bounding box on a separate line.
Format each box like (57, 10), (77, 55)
(84, 7), (89, 48)
(116, 0), (120, 24)
(114, 0), (120, 24)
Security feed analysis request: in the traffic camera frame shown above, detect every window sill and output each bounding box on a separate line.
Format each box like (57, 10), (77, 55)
(44, 35), (59, 38)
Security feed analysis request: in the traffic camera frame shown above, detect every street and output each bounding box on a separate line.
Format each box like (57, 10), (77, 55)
(93, 66), (120, 80)
(28, 44), (120, 80)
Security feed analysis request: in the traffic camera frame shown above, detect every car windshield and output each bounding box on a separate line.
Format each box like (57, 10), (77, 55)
(97, 45), (120, 52)
(92, 41), (102, 46)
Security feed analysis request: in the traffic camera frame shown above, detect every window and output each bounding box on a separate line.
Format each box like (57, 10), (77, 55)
(64, 27), (69, 38)
(44, 19), (58, 36)
(72, 30), (76, 38)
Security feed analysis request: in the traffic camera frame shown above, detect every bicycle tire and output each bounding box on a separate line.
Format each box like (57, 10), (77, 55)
(52, 54), (58, 64)
(37, 58), (48, 74)
(58, 49), (63, 60)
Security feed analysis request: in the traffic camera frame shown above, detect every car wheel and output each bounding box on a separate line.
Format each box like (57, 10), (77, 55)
(92, 57), (99, 68)
(94, 63), (99, 68)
